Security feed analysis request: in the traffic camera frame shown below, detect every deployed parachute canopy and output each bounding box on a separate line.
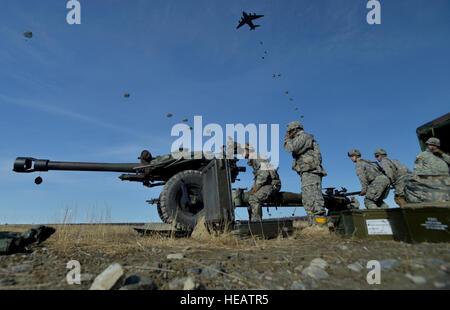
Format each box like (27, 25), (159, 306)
(23, 30), (33, 39)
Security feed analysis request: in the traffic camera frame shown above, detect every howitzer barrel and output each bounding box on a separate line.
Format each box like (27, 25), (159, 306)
(13, 157), (140, 173)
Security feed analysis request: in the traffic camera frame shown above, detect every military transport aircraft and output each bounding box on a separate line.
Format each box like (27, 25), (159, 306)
(236, 11), (264, 30)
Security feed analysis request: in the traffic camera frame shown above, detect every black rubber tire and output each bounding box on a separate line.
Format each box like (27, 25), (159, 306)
(157, 170), (205, 231)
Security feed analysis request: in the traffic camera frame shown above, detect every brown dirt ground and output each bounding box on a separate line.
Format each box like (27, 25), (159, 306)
(0, 223), (449, 290)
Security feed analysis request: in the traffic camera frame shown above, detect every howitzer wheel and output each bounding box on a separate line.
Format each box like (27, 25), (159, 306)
(157, 170), (205, 231)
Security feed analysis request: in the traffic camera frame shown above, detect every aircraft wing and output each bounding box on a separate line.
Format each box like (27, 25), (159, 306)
(249, 14), (264, 21)
(236, 19), (246, 29)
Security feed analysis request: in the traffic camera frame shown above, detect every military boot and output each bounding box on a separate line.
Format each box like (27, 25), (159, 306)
(313, 216), (328, 227)
(365, 201), (378, 210)
(248, 206), (262, 222)
(378, 202), (389, 209)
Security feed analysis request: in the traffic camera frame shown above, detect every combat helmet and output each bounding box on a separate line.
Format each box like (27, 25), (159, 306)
(348, 149), (361, 157)
(374, 149), (387, 157)
(426, 137), (440, 147)
(287, 121), (303, 132)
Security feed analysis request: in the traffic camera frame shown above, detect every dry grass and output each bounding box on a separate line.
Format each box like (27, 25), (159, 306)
(1, 211), (324, 258)
(35, 220), (255, 256)
(0, 219), (328, 257)
(292, 220), (338, 240)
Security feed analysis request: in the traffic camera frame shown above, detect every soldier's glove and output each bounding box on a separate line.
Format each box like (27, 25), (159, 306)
(285, 131), (296, 140)
(359, 190), (366, 196)
(284, 133), (294, 140)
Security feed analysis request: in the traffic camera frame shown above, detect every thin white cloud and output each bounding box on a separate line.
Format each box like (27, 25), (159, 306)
(0, 94), (147, 139)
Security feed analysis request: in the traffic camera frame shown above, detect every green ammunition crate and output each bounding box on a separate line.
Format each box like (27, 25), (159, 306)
(400, 206), (450, 243)
(330, 206), (450, 243)
(330, 209), (409, 241)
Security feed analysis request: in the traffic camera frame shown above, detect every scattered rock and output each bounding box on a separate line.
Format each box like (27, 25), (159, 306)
(379, 259), (399, 271)
(347, 263), (363, 272)
(427, 258), (445, 266)
(186, 267), (202, 275)
(439, 263), (450, 273)
(301, 266), (329, 280)
(10, 264), (32, 273)
(201, 264), (224, 279)
(80, 273), (96, 282)
(120, 275), (157, 290)
(294, 265), (303, 273)
(182, 246), (191, 252)
(89, 263), (125, 290)
(433, 281), (447, 289)
(278, 268), (291, 276)
(291, 280), (307, 290)
(168, 278), (184, 289)
(339, 245), (348, 251)
(409, 263), (424, 271)
(310, 258), (328, 269)
(0, 278), (17, 286)
(168, 277), (198, 290)
(303, 276), (319, 289)
(167, 253), (184, 260)
(183, 277), (196, 290)
(405, 273), (426, 285)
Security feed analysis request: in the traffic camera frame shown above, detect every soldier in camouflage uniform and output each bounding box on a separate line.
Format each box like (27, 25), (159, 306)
(348, 150), (390, 209)
(0, 225), (55, 255)
(374, 149), (412, 206)
(414, 138), (450, 175)
(283, 122), (327, 226)
(240, 143), (281, 221)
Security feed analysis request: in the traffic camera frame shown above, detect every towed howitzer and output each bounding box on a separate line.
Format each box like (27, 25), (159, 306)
(13, 150), (244, 186)
(13, 150), (246, 230)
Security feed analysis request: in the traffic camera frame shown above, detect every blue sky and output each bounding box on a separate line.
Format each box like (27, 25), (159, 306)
(1, 0), (449, 224)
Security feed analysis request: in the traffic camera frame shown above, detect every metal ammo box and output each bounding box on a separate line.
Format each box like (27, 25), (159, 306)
(330, 205), (450, 243)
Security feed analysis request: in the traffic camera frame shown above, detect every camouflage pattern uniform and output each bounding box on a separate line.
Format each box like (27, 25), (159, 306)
(375, 149), (412, 197)
(0, 226), (55, 255)
(407, 138), (450, 204)
(414, 149), (450, 175)
(404, 175), (450, 203)
(350, 150), (390, 209)
(245, 146), (281, 221)
(284, 122), (327, 225)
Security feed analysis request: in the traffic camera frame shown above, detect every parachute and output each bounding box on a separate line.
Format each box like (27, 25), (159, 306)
(23, 31), (33, 39)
